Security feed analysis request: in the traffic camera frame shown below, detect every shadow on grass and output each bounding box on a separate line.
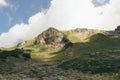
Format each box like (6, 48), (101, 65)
(0, 48), (31, 61)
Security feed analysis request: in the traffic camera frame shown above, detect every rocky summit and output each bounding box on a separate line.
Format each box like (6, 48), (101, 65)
(34, 27), (72, 48)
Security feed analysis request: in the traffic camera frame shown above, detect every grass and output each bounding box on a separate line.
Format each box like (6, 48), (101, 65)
(11, 33), (120, 62)
(58, 51), (120, 73)
(17, 39), (35, 48)
(29, 46), (62, 62)
(65, 33), (82, 43)
(1, 33), (119, 62)
(54, 33), (120, 79)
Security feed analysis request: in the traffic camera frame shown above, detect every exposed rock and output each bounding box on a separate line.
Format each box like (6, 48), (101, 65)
(115, 25), (120, 34)
(66, 28), (103, 40)
(111, 25), (120, 38)
(73, 28), (90, 40)
(104, 25), (120, 38)
(34, 27), (72, 48)
(19, 41), (26, 45)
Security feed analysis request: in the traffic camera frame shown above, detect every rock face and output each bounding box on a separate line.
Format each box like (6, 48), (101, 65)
(110, 25), (120, 38)
(66, 28), (103, 41)
(72, 28), (90, 40)
(34, 27), (72, 48)
(105, 25), (120, 38)
(115, 25), (120, 34)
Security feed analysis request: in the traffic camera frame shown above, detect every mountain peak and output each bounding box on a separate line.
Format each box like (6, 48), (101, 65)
(34, 27), (72, 48)
(47, 27), (57, 31)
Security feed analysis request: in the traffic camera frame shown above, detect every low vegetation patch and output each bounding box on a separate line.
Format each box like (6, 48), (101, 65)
(0, 48), (31, 61)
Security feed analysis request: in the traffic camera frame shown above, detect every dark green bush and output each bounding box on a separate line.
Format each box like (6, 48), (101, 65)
(0, 48), (31, 61)
(22, 53), (31, 60)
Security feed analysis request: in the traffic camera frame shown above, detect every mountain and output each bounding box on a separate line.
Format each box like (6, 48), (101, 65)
(34, 27), (72, 49)
(17, 27), (104, 48)
(17, 27), (72, 49)
(14, 27), (120, 61)
(0, 26), (120, 80)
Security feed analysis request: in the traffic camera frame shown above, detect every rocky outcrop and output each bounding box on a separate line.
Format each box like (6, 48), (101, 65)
(110, 25), (120, 38)
(34, 27), (72, 48)
(65, 28), (103, 41)
(71, 28), (90, 40)
(115, 25), (120, 34)
(104, 25), (120, 38)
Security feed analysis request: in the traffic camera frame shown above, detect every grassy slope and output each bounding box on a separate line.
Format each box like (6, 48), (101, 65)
(58, 33), (120, 79)
(11, 30), (120, 62)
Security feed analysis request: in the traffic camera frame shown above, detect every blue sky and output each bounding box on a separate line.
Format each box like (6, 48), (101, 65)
(0, 0), (119, 47)
(0, 0), (50, 34)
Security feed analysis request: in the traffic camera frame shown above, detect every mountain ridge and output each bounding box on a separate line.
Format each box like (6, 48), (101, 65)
(17, 26), (119, 48)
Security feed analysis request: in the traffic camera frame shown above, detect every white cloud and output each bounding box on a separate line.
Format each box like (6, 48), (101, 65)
(0, 0), (120, 47)
(0, 0), (8, 7)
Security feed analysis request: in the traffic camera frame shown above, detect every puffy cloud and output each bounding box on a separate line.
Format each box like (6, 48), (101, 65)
(0, 0), (8, 7)
(0, 0), (120, 47)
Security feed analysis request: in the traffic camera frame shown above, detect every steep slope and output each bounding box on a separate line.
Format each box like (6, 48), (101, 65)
(34, 27), (72, 48)
(18, 27), (72, 49)
(17, 39), (35, 48)
(17, 27), (103, 48)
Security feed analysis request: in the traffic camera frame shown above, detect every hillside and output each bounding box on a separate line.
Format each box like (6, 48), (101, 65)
(17, 27), (73, 49)
(0, 26), (120, 80)
(17, 27), (104, 49)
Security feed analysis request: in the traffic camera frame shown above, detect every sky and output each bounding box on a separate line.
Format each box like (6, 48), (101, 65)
(0, 0), (120, 47)
(0, 0), (50, 34)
